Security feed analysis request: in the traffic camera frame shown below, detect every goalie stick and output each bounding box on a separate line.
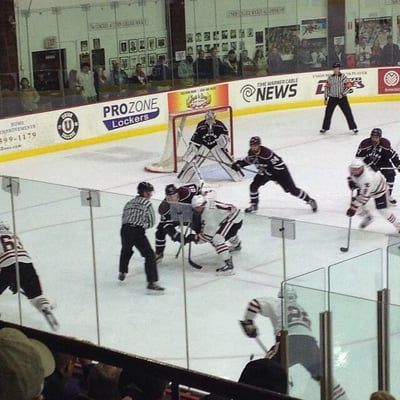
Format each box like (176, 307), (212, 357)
(43, 309), (60, 331)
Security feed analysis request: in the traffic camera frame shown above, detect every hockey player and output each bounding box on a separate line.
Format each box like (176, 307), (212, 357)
(240, 286), (349, 400)
(355, 128), (400, 205)
(189, 193), (242, 275)
(231, 136), (317, 213)
(346, 158), (400, 232)
(0, 222), (59, 331)
(178, 111), (244, 183)
(155, 183), (199, 262)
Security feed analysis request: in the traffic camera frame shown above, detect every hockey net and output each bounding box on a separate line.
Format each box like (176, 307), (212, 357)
(145, 105), (233, 173)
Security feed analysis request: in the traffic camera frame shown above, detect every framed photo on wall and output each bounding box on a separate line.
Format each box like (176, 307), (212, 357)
(196, 32), (202, 42)
(139, 39), (146, 51)
(120, 57), (129, 70)
(222, 30), (228, 39)
(129, 39), (137, 53)
(80, 40), (88, 52)
(204, 32), (210, 41)
(119, 40), (128, 54)
(147, 37), (156, 51)
(93, 38), (101, 49)
(148, 53), (156, 66)
(130, 56), (138, 69)
(255, 31), (264, 45)
(230, 29), (237, 39)
(157, 37), (166, 48)
(187, 33), (193, 43)
(139, 55), (146, 65)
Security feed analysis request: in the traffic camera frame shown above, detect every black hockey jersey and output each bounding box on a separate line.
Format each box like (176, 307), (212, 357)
(190, 119), (228, 149)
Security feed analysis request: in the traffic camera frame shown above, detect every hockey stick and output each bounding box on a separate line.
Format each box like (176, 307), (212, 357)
(175, 223), (192, 259)
(255, 336), (269, 353)
(188, 241), (203, 269)
(197, 154), (257, 174)
(340, 191), (354, 252)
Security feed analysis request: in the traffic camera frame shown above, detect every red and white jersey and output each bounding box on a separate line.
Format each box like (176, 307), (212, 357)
(243, 297), (313, 337)
(349, 165), (388, 207)
(197, 200), (242, 242)
(0, 230), (32, 269)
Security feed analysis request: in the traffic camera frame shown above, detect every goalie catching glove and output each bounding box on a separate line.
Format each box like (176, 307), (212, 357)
(240, 319), (258, 338)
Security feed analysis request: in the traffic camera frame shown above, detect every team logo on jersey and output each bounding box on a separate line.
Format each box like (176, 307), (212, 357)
(57, 111), (79, 140)
(383, 70), (400, 87)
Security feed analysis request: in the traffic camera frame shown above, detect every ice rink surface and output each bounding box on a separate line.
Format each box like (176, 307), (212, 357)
(1, 101), (400, 399)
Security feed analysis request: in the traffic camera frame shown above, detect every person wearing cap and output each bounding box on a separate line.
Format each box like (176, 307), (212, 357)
(355, 127), (400, 205)
(118, 181), (165, 294)
(155, 183), (200, 263)
(0, 326), (55, 400)
(320, 62), (358, 135)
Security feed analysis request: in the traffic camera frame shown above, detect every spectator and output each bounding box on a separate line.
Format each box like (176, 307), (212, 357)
(239, 49), (254, 78)
(310, 45), (326, 69)
(193, 49), (209, 84)
(356, 38), (371, 67)
(20, 77), (40, 112)
(0, 326), (55, 400)
(178, 55), (194, 87)
(93, 65), (109, 101)
(370, 391), (396, 400)
(130, 63), (149, 93)
(149, 55), (172, 90)
(76, 63), (97, 104)
(381, 35), (400, 66)
(370, 39), (382, 67)
(43, 352), (83, 400)
(34, 71), (52, 92)
(82, 363), (121, 400)
(207, 47), (224, 81)
(222, 49), (239, 78)
(109, 62), (129, 98)
(268, 47), (284, 74)
(118, 367), (168, 400)
(297, 39), (312, 71)
(331, 44), (345, 67)
(253, 48), (267, 76)
(67, 69), (83, 106)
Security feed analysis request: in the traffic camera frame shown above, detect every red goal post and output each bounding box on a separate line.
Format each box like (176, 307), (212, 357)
(144, 105), (234, 173)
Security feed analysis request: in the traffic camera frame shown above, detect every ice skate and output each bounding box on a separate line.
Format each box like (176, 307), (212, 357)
(352, 129), (359, 134)
(308, 198), (318, 212)
(245, 204), (258, 213)
(216, 258), (234, 276)
(147, 282), (165, 295)
(229, 242), (242, 252)
(359, 215), (373, 229)
(42, 308), (60, 331)
(118, 272), (126, 281)
(155, 252), (164, 264)
(390, 196), (397, 206)
(320, 129), (328, 134)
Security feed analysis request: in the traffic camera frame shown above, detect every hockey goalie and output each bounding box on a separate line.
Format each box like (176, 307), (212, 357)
(177, 111), (244, 183)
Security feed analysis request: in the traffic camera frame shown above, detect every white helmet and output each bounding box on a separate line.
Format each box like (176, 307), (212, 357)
(191, 194), (207, 208)
(349, 158), (365, 176)
(278, 284), (297, 302)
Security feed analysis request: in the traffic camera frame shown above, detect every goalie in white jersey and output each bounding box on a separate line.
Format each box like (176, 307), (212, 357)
(178, 111), (244, 183)
(240, 286), (349, 400)
(0, 222), (58, 331)
(346, 158), (400, 232)
(189, 192), (242, 275)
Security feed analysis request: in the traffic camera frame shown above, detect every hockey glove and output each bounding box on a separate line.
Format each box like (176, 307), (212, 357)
(347, 177), (357, 190)
(184, 233), (198, 244)
(346, 204), (357, 217)
(240, 319), (258, 338)
(231, 161), (242, 171)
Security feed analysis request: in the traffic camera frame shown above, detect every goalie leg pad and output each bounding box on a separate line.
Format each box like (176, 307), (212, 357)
(178, 152), (207, 183)
(209, 147), (244, 182)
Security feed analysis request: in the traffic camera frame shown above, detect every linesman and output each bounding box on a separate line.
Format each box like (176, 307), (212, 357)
(118, 181), (165, 294)
(320, 62), (358, 134)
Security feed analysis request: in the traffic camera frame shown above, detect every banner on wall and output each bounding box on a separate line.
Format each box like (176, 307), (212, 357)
(378, 67), (400, 94)
(167, 84), (229, 114)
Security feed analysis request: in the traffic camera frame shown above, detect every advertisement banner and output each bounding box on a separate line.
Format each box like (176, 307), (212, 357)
(168, 84), (229, 114)
(378, 67), (400, 94)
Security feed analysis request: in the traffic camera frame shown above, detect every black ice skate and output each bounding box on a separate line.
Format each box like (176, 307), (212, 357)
(118, 272), (126, 281)
(390, 197), (397, 206)
(43, 309), (59, 332)
(216, 258), (234, 276)
(359, 215), (373, 229)
(155, 252), (164, 264)
(308, 198), (318, 212)
(147, 282), (165, 295)
(245, 204), (258, 213)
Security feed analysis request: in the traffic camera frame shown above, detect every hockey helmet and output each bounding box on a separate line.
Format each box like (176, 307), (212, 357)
(137, 181), (154, 195)
(205, 111), (216, 121)
(349, 158), (365, 176)
(332, 62), (341, 68)
(277, 284), (297, 302)
(370, 128), (382, 137)
(249, 136), (261, 146)
(191, 194), (207, 209)
(165, 184), (178, 196)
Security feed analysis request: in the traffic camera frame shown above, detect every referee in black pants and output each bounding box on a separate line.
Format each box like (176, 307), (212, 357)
(320, 62), (358, 134)
(118, 181), (165, 294)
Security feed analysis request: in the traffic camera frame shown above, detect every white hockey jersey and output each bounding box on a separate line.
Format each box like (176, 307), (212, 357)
(349, 165), (387, 208)
(244, 296), (313, 337)
(0, 230), (32, 269)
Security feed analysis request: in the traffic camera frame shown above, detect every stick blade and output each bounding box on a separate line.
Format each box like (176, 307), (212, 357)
(340, 247), (349, 252)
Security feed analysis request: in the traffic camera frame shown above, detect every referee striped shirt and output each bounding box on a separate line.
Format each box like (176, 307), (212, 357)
(121, 195), (155, 229)
(324, 73), (353, 99)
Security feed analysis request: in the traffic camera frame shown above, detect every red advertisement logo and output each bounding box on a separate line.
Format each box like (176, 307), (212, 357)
(378, 68), (400, 94)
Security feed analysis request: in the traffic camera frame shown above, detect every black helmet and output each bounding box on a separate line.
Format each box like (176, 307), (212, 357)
(137, 181), (154, 195)
(332, 62), (341, 68)
(165, 184), (178, 196)
(249, 136), (261, 146)
(370, 128), (382, 137)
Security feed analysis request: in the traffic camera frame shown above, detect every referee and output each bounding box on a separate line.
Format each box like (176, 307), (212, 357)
(118, 181), (165, 294)
(320, 62), (358, 134)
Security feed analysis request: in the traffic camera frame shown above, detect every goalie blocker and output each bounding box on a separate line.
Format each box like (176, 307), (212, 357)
(177, 111), (244, 183)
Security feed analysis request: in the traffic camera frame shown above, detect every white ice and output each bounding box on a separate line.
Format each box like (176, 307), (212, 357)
(1, 101), (400, 400)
